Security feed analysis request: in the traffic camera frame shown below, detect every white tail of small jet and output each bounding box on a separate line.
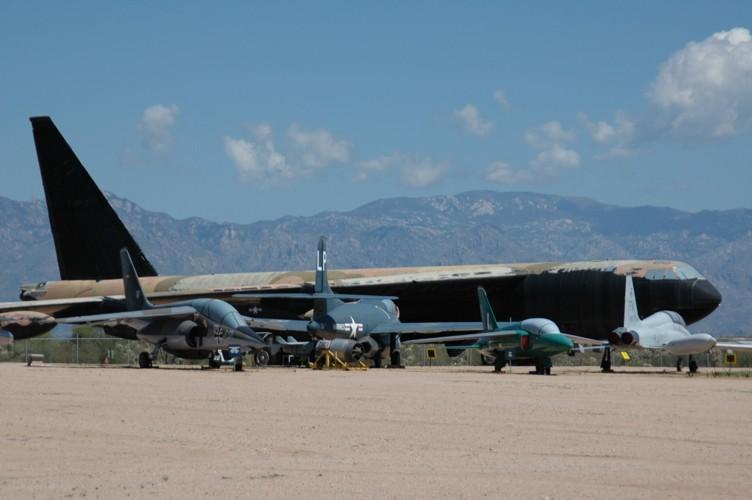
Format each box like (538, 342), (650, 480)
(623, 275), (641, 329)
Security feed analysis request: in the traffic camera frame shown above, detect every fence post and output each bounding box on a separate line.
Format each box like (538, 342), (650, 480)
(76, 335), (79, 364)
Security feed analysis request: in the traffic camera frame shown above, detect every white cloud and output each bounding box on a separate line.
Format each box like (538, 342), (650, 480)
(288, 123), (351, 168)
(525, 121), (580, 170)
(649, 27), (752, 137)
(493, 89), (510, 109)
(578, 112), (636, 157)
(525, 121), (576, 148)
(401, 158), (447, 187)
(532, 143), (580, 169)
(224, 124), (291, 181)
(485, 161), (533, 184)
(138, 104), (179, 153)
(357, 153), (448, 187)
(454, 104), (494, 136)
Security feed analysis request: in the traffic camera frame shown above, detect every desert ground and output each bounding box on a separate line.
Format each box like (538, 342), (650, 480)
(1, 363), (751, 499)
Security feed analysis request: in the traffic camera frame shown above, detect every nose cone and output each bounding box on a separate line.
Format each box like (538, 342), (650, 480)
(234, 325), (267, 349)
(542, 333), (574, 352)
(690, 279), (722, 321)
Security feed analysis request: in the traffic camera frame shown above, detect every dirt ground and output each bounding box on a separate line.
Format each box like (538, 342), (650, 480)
(1, 363), (751, 499)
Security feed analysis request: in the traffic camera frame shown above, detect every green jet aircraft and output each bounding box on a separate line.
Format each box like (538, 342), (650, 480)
(404, 287), (577, 375)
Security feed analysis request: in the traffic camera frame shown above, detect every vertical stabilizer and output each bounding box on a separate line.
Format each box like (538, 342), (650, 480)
(312, 236), (340, 318)
(30, 116), (157, 280)
(623, 275), (641, 328)
(477, 287), (499, 332)
(315, 236), (332, 294)
(120, 248), (152, 311)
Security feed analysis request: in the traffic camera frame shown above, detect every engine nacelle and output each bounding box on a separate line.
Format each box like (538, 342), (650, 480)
(176, 320), (206, 348)
(355, 336), (380, 357)
(315, 338), (363, 362)
(0, 311), (56, 340)
(608, 328), (639, 346)
(665, 334), (716, 356)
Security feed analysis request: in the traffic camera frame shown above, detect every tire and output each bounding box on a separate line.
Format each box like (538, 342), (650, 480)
(689, 360), (698, 373)
(138, 352), (152, 369)
(255, 350), (270, 366)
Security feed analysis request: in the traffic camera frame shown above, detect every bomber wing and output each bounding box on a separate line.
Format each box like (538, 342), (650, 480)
(58, 305), (197, 326)
(714, 341), (752, 351)
(402, 329), (524, 345)
(370, 322), (482, 336)
(243, 317), (311, 333)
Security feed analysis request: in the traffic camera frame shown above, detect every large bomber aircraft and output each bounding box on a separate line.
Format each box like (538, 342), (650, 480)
(592, 276), (752, 373)
(0, 117), (724, 349)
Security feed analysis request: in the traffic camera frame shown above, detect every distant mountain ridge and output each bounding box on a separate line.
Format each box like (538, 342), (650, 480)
(1, 190), (751, 334)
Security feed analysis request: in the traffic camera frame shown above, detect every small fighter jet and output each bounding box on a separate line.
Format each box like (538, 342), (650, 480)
(404, 287), (575, 374)
(59, 249), (267, 370)
(596, 275), (752, 373)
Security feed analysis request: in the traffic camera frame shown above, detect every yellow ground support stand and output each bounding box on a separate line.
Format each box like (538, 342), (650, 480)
(308, 350), (368, 370)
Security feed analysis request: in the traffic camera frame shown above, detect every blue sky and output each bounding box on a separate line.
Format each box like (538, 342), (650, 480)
(1, 1), (751, 223)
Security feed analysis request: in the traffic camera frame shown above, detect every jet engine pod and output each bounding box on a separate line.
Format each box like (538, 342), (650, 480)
(620, 330), (640, 346)
(665, 334), (716, 356)
(0, 311), (56, 340)
(608, 331), (622, 345)
(315, 338), (363, 362)
(177, 320), (206, 348)
(355, 336), (380, 357)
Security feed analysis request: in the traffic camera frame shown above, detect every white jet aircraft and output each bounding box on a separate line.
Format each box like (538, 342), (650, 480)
(595, 275), (752, 373)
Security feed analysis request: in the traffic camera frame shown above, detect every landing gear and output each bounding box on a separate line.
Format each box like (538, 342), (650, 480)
(254, 349), (270, 366)
(600, 347), (612, 372)
(388, 335), (404, 368)
(688, 355), (698, 374)
(531, 358), (552, 375)
(493, 355), (506, 373)
(138, 351), (152, 369)
(208, 355), (221, 369)
(233, 356), (244, 372)
(676, 357), (683, 372)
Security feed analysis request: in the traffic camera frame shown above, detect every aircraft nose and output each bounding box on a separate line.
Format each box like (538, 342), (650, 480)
(691, 279), (722, 318)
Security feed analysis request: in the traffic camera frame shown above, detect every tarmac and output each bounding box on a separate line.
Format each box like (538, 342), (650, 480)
(1, 363), (751, 499)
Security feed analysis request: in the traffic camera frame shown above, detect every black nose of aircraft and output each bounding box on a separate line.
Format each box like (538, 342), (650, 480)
(688, 279), (722, 323)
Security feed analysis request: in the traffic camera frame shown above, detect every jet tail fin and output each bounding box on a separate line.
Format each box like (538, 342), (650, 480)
(623, 275), (641, 328)
(30, 116), (157, 280)
(477, 287), (499, 332)
(313, 236), (339, 318)
(120, 248), (152, 311)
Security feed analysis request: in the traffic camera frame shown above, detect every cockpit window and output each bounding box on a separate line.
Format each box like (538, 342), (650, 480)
(673, 264), (704, 280)
(644, 269), (678, 280)
(643, 264), (704, 280)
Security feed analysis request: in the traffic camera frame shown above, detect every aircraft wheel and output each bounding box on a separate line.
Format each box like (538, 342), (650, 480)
(138, 352), (152, 369)
(676, 358), (683, 372)
(544, 367), (551, 375)
(254, 350), (270, 366)
(208, 357), (221, 369)
(689, 359), (698, 373)
(234, 358), (244, 372)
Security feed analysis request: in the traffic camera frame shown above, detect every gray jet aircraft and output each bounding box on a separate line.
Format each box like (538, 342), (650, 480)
(59, 249), (267, 370)
(596, 275), (752, 373)
(237, 237), (481, 367)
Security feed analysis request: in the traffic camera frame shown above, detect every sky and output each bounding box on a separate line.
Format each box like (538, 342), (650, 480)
(1, 1), (751, 223)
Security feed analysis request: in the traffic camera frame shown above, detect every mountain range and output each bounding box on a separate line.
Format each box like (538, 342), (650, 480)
(1, 190), (751, 335)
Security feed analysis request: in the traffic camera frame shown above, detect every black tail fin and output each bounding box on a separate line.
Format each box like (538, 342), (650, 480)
(313, 236), (339, 318)
(315, 236), (332, 294)
(30, 116), (157, 280)
(120, 248), (152, 310)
